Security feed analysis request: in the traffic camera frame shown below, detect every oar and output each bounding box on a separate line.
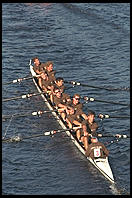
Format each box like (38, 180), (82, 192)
(83, 96), (130, 106)
(98, 114), (130, 119)
(2, 109), (58, 120)
(64, 80), (130, 91)
(2, 91), (46, 102)
(3, 74), (41, 85)
(104, 138), (121, 146)
(97, 133), (130, 138)
(2, 128), (73, 143)
(65, 80), (112, 91)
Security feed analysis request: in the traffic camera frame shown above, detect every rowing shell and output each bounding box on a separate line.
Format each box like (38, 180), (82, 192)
(29, 60), (115, 184)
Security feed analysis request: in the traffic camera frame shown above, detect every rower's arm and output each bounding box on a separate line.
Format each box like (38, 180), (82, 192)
(58, 103), (67, 109)
(42, 85), (48, 93)
(73, 120), (82, 128)
(35, 69), (42, 75)
(65, 118), (72, 128)
(81, 113), (88, 120)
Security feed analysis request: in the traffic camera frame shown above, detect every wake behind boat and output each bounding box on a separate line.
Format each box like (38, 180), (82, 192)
(29, 59), (115, 184)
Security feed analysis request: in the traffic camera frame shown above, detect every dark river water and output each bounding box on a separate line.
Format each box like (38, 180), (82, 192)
(2, 3), (130, 195)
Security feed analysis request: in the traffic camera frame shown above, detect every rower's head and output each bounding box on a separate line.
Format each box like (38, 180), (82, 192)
(67, 106), (75, 115)
(73, 94), (80, 104)
(40, 71), (48, 80)
(54, 87), (61, 98)
(33, 57), (40, 66)
(91, 136), (98, 143)
(87, 110), (95, 124)
(46, 61), (53, 72)
(55, 77), (64, 87)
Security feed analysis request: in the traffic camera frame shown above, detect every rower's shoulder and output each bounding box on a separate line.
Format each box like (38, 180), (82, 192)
(77, 102), (83, 108)
(39, 63), (46, 70)
(40, 62), (46, 66)
(62, 92), (70, 98)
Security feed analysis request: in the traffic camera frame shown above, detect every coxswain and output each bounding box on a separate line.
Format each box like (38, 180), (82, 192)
(85, 136), (109, 160)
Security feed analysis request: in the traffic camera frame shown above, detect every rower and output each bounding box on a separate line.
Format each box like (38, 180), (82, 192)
(81, 110), (98, 136)
(68, 94), (87, 140)
(69, 94), (87, 121)
(85, 136), (109, 160)
(65, 106), (82, 130)
(51, 85), (71, 105)
(76, 110), (98, 145)
(39, 71), (53, 95)
(51, 78), (71, 105)
(52, 87), (69, 120)
(53, 77), (65, 93)
(65, 108), (90, 150)
(32, 57), (46, 74)
(32, 57), (46, 86)
(45, 61), (56, 83)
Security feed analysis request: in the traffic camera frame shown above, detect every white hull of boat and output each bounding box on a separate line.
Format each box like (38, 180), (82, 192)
(29, 61), (115, 184)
